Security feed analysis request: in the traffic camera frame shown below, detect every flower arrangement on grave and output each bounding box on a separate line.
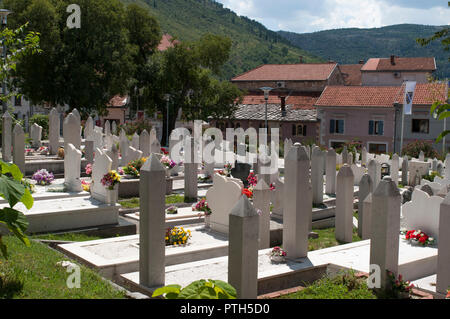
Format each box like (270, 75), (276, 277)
(165, 226), (191, 246)
(123, 157), (148, 177)
(402, 229), (435, 246)
(218, 163), (232, 177)
(101, 170), (121, 190)
(192, 198), (212, 215)
(387, 271), (414, 298)
(161, 147), (169, 155)
(118, 167), (124, 175)
(269, 246), (287, 263)
(32, 169), (54, 185)
(81, 180), (90, 192)
(160, 155), (176, 170)
(85, 163), (92, 177)
(25, 148), (33, 156)
(165, 205), (178, 215)
(37, 146), (49, 155)
(242, 188), (253, 199)
(247, 172), (257, 187)
(57, 147), (64, 159)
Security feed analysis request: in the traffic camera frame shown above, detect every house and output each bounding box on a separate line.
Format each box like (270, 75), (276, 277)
(315, 82), (449, 154)
(100, 95), (128, 126)
(212, 62), (345, 143)
(360, 56), (436, 86)
(338, 62), (364, 86)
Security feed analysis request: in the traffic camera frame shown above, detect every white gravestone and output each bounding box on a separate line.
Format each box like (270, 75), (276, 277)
(271, 177), (284, 220)
(325, 148), (336, 195)
(206, 174), (242, 234)
(253, 179), (271, 249)
(91, 148), (113, 204)
(64, 143), (82, 192)
(49, 108), (60, 155)
(311, 146), (324, 205)
(84, 117), (94, 140)
(30, 123), (42, 148)
(139, 129), (150, 158)
(391, 153), (399, 186)
(335, 164), (355, 243)
(2, 112), (12, 162)
(63, 113), (81, 150)
(131, 132), (140, 150)
(12, 124), (25, 173)
(350, 164), (365, 186)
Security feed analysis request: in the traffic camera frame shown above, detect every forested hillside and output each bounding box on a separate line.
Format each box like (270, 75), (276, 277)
(121, 0), (322, 79)
(279, 24), (449, 79)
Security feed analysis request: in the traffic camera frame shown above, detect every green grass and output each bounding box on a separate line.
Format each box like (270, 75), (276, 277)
(119, 194), (187, 208)
(0, 236), (126, 299)
(277, 270), (377, 299)
(308, 227), (361, 252)
(31, 233), (102, 242)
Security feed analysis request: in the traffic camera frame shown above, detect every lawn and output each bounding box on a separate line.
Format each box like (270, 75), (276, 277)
(277, 270), (377, 299)
(31, 233), (103, 242)
(308, 227), (361, 251)
(0, 236), (126, 299)
(119, 194), (186, 208)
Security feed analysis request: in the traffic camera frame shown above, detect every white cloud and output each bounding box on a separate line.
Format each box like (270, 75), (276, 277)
(215, 0), (449, 33)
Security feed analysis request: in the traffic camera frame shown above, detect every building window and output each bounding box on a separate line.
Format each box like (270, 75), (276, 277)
(369, 120), (384, 135)
(369, 143), (387, 154)
(292, 124), (307, 136)
(329, 119), (344, 134)
(411, 119), (429, 134)
(14, 96), (22, 106)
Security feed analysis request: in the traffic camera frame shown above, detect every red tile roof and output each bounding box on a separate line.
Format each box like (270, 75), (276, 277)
(315, 86), (402, 107)
(231, 63), (338, 82)
(315, 82), (448, 108)
(241, 92), (320, 109)
(338, 64), (362, 86)
(157, 34), (179, 51)
(361, 57), (436, 72)
(108, 95), (128, 107)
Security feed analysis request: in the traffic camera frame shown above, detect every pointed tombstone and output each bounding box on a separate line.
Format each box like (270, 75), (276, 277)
(30, 123), (42, 148)
(257, 153), (271, 186)
(418, 150), (425, 162)
(149, 127), (157, 145)
(71, 108), (82, 137)
(284, 138), (293, 157)
(358, 174), (373, 238)
(437, 192), (450, 297)
(49, 108), (60, 155)
(432, 158), (438, 172)
(283, 144), (312, 259)
(84, 116), (94, 140)
(271, 177), (284, 219)
(401, 156), (408, 185)
(391, 153), (399, 186)
(361, 194), (373, 240)
(369, 176), (401, 294)
(91, 148), (112, 203)
(311, 146), (324, 205)
(184, 137), (198, 200)
(342, 146), (348, 164)
(104, 120), (111, 136)
(335, 164), (355, 243)
(150, 138), (161, 155)
(325, 148), (337, 195)
(111, 121), (117, 135)
(139, 154), (166, 289)
(12, 124), (25, 174)
(361, 147), (367, 166)
(63, 113), (81, 150)
(139, 129), (150, 157)
(64, 143), (82, 192)
(204, 136), (215, 177)
(131, 132), (140, 149)
(228, 195), (259, 299)
(368, 159), (381, 190)
(2, 112), (12, 162)
(106, 143), (119, 171)
(84, 140), (94, 164)
(253, 179), (271, 249)
(119, 129), (129, 165)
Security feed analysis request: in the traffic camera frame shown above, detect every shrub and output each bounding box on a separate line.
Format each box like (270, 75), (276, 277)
(152, 279), (236, 299)
(117, 119), (152, 135)
(401, 140), (440, 160)
(29, 114), (49, 139)
(423, 170), (442, 182)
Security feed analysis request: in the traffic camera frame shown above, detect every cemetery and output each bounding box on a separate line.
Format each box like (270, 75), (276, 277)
(1, 108), (449, 300)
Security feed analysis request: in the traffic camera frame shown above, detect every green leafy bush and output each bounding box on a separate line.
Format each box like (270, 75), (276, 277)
(152, 279), (237, 299)
(29, 114), (49, 139)
(423, 171), (442, 182)
(401, 140), (440, 160)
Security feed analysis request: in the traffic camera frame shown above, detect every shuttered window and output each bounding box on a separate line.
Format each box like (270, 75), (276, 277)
(330, 119), (344, 134)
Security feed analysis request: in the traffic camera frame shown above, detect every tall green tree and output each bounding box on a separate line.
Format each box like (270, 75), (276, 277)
(5, 0), (135, 115)
(141, 34), (242, 146)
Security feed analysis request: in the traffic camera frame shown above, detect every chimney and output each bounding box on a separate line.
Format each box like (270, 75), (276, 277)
(390, 55), (395, 65)
(280, 96), (286, 116)
(299, 56), (303, 64)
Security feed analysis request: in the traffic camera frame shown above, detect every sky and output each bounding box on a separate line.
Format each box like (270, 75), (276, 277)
(216, 0), (450, 33)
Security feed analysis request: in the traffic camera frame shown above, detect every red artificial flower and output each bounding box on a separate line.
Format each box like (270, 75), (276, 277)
(242, 188), (253, 198)
(419, 236), (427, 244)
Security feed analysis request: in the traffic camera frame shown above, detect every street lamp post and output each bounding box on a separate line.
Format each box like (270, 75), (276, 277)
(259, 87), (273, 135)
(0, 9), (12, 114)
(164, 93), (171, 147)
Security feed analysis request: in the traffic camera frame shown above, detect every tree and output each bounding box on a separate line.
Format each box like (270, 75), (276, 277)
(5, 0), (135, 115)
(141, 34), (243, 146)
